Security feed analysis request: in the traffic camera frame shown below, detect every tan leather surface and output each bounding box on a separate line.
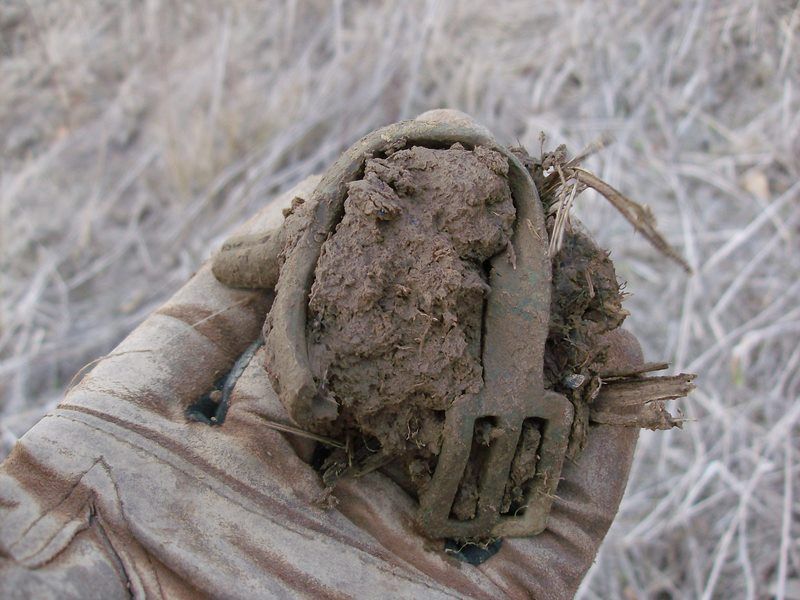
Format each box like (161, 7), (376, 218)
(0, 111), (643, 600)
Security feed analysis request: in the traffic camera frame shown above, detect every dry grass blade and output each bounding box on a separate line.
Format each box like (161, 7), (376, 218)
(548, 181), (579, 256)
(589, 409), (689, 430)
(599, 362), (670, 378)
(254, 415), (345, 449)
(348, 451), (395, 478)
(572, 168), (692, 273)
(597, 373), (697, 406)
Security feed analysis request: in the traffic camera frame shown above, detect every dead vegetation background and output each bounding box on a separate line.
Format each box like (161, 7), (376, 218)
(1, 1), (798, 597)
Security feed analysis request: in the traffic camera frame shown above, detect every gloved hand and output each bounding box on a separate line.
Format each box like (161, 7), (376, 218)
(0, 111), (644, 600)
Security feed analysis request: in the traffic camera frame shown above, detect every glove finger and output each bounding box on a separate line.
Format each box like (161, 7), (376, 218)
(211, 175), (321, 289)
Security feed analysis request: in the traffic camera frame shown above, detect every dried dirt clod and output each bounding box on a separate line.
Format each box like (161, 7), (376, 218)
(545, 228), (627, 457)
(306, 143), (515, 464)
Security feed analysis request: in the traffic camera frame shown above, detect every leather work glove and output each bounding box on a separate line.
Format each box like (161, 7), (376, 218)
(0, 111), (645, 600)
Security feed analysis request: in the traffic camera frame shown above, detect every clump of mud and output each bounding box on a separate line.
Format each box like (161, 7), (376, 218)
(304, 143), (515, 462)
(545, 229), (627, 457)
